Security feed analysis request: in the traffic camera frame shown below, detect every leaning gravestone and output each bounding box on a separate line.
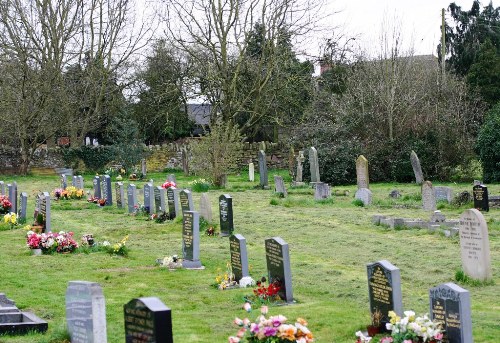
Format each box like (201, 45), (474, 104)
(101, 175), (112, 206)
(7, 182), (17, 214)
(66, 281), (107, 343)
(124, 297), (173, 343)
(230, 234), (249, 283)
(459, 209), (492, 281)
(154, 186), (166, 213)
(93, 176), (101, 199)
(265, 237), (293, 303)
(127, 184), (138, 214)
(258, 150), (269, 189)
(472, 184), (489, 212)
(314, 182), (331, 200)
(0, 181), (4, 195)
(410, 150), (424, 184)
(179, 189), (194, 214)
(40, 192), (51, 232)
(115, 182), (125, 208)
(435, 186), (453, 203)
(182, 211), (202, 269)
(429, 283), (472, 343)
(274, 175), (287, 197)
(219, 194), (234, 237)
(366, 260), (403, 325)
(19, 192), (28, 221)
(199, 193), (212, 222)
(143, 183), (154, 214)
(248, 163), (255, 182)
(309, 147), (320, 184)
(422, 181), (437, 211)
(355, 188), (372, 206)
(166, 187), (178, 219)
(356, 155), (369, 189)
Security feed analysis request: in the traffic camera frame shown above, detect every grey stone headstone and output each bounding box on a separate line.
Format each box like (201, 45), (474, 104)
(182, 211), (202, 269)
(7, 182), (17, 214)
(141, 159), (147, 176)
(356, 155), (369, 189)
(219, 194), (234, 237)
(199, 193), (212, 222)
(430, 210), (446, 223)
(435, 186), (452, 203)
(179, 189), (194, 214)
(115, 182), (125, 208)
(473, 180), (481, 186)
(124, 297), (172, 343)
(366, 260), (403, 325)
(296, 151), (305, 183)
(77, 176), (84, 189)
(389, 190), (401, 198)
(314, 182), (331, 200)
(422, 181), (436, 211)
(258, 150), (268, 188)
(19, 192), (28, 220)
(143, 183), (154, 214)
(101, 175), (112, 206)
(265, 237), (293, 303)
(66, 281), (107, 343)
(429, 283), (472, 343)
(0, 181), (4, 195)
(61, 174), (68, 190)
(248, 163), (255, 182)
(273, 175), (287, 197)
(127, 184), (137, 213)
(40, 192), (51, 232)
(167, 174), (176, 183)
(309, 147), (320, 183)
(459, 209), (492, 281)
(166, 187), (178, 219)
(72, 176), (77, 187)
(93, 176), (101, 199)
(154, 186), (166, 213)
(410, 150), (424, 184)
(355, 188), (372, 206)
(230, 234), (249, 282)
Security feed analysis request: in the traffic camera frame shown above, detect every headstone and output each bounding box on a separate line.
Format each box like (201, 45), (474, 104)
(166, 187), (178, 219)
(355, 188), (372, 206)
(410, 150), (424, 184)
(288, 146), (295, 180)
(127, 184), (138, 214)
(101, 175), (112, 206)
(219, 194), (234, 237)
(182, 211), (202, 269)
(0, 181), (4, 195)
(314, 182), (331, 200)
(429, 283), (472, 343)
(143, 183), (154, 214)
(199, 193), (212, 222)
(124, 297), (173, 343)
(422, 181), (437, 211)
(265, 237), (293, 303)
(141, 159), (147, 176)
(356, 155), (369, 189)
(309, 147), (320, 183)
(115, 182), (125, 208)
(459, 209), (492, 281)
(65, 281), (107, 343)
(435, 186), (453, 203)
(472, 184), (489, 212)
(273, 175), (287, 197)
(154, 186), (166, 213)
(248, 163), (255, 182)
(179, 189), (194, 214)
(366, 260), (403, 325)
(167, 174), (176, 183)
(295, 151), (305, 183)
(258, 150), (268, 188)
(473, 180), (481, 186)
(19, 192), (28, 221)
(72, 176), (77, 187)
(77, 176), (84, 189)
(61, 174), (68, 190)
(40, 192), (51, 232)
(7, 182), (17, 214)
(93, 176), (101, 199)
(229, 234), (249, 283)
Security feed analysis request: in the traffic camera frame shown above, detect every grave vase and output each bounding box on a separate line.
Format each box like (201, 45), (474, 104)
(32, 248), (42, 256)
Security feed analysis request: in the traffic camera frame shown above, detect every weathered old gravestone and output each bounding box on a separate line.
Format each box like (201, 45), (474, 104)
(410, 150), (424, 184)
(295, 151), (305, 185)
(230, 234), (249, 283)
(258, 150), (269, 189)
(182, 211), (202, 268)
(19, 192), (28, 221)
(40, 192), (51, 232)
(199, 193), (212, 223)
(356, 155), (369, 189)
(219, 194), (234, 237)
(422, 181), (437, 211)
(314, 182), (331, 200)
(366, 260), (403, 325)
(355, 188), (372, 206)
(115, 182), (125, 208)
(61, 174), (68, 190)
(143, 183), (154, 214)
(265, 237), (293, 303)
(124, 297), (173, 343)
(66, 281), (107, 343)
(429, 283), (472, 343)
(0, 181), (5, 195)
(141, 158), (147, 177)
(309, 147), (320, 184)
(459, 209), (492, 281)
(167, 174), (176, 183)
(472, 184), (489, 212)
(274, 175), (287, 197)
(179, 189), (194, 214)
(166, 187), (178, 219)
(7, 182), (18, 214)
(248, 163), (255, 182)
(74, 175), (84, 189)
(93, 176), (101, 199)
(154, 186), (166, 213)
(101, 175), (112, 206)
(435, 186), (453, 203)
(127, 184), (138, 213)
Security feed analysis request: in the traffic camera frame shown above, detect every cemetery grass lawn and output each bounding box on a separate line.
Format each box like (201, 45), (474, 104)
(0, 172), (499, 342)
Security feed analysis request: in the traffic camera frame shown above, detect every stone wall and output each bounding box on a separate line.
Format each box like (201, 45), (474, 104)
(0, 145), (66, 174)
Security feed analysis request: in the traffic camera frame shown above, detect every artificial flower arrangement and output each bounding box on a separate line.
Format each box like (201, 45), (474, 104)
(26, 230), (79, 254)
(54, 186), (85, 200)
(87, 196), (99, 204)
(0, 195), (12, 214)
(229, 304), (314, 343)
(149, 211), (169, 223)
(244, 277), (283, 305)
(157, 255), (183, 269)
(161, 181), (177, 189)
(98, 198), (107, 206)
(214, 262), (238, 290)
(102, 235), (129, 256)
(3, 212), (18, 229)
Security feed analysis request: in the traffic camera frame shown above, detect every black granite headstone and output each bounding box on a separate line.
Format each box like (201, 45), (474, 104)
(166, 187), (177, 219)
(181, 211), (202, 269)
(473, 184), (489, 212)
(265, 237), (293, 303)
(179, 190), (193, 214)
(219, 194), (233, 237)
(229, 234), (249, 282)
(124, 297), (173, 343)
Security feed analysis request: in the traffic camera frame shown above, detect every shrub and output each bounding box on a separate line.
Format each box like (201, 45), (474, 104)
(476, 103), (500, 182)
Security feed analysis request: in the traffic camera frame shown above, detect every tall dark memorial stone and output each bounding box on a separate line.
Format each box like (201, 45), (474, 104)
(7, 182), (17, 214)
(143, 183), (154, 214)
(366, 260), (403, 325)
(127, 184), (138, 213)
(230, 234), (249, 282)
(179, 190), (193, 214)
(166, 187), (178, 219)
(93, 176), (101, 199)
(219, 194), (234, 237)
(472, 184), (489, 212)
(182, 211), (202, 269)
(258, 150), (268, 189)
(154, 186), (166, 213)
(19, 192), (28, 221)
(101, 175), (112, 206)
(40, 192), (51, 232)
(265, 237), (293, 303)
(429, 283), (472, 343)
(124, 297), (173, 343)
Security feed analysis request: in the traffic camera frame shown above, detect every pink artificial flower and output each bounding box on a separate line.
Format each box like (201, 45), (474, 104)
(250, 323), (259, 334)
(260, 305), (268, 315)
(380, 337), (394, 343)
(243, 302), (252, 312)
(243, 318), (250, 327)
(228, 336), (240, 343)
(271, 315), (287, 327)
(236, 328), (246, 338)
(434, 333), (443, 340)
(403, 340), (413, 343)
(234, 317), (244, 326)
(263, 326), (278, 337)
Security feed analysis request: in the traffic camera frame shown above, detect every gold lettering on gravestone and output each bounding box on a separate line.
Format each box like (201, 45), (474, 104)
(473, 188), (483, 201)
(124, 307), (155, 342)
(369, 266), (392, 305)
(183, 213), (193, 248)
(230, 240), (242, 271)
(266, 241), (284, 268)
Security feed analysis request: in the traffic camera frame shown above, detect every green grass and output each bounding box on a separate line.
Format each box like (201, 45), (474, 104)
(0, 172), (499, 342)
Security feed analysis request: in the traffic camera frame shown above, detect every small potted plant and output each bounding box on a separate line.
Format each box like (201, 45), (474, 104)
(367, 308), (383, 337)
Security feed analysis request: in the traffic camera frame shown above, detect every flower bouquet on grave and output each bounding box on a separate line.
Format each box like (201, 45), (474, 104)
(102, 235), (129, 256)
(0, 195), (12, 214)
(374, 311), (443, 343)
(87, 196), (99, 204)
(161, 181), (176, 189)
(53, 188), (64, 200)
(26, 230), (78, 254)
(157, 254), (183, 269)
(55, 231), (79, 253)
(3, 212), (18, 229)
(213, 262), (238, 290)
(243, 277), (284, 306)
(98, 198), (106, 206)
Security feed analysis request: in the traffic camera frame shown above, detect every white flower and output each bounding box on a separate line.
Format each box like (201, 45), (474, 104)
(102, 241), (110, 246)
(238, 276), (255, 288)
